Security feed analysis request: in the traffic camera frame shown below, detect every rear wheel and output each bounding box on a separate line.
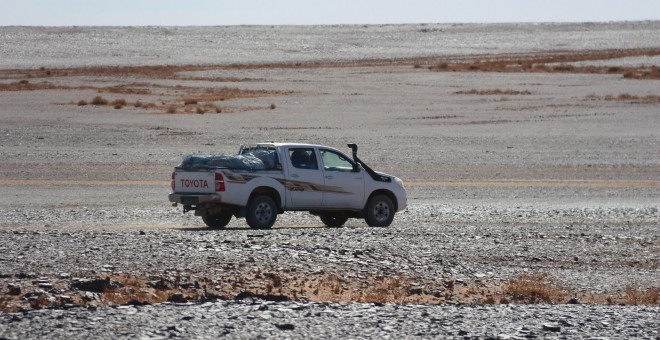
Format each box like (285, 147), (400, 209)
(365, 194), (395, 227)
(319, 213), (349, 228)
(246, 195), (277, 229)
(201, 210), (232, 229)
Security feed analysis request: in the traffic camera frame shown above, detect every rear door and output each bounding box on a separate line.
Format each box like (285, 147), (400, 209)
(318, 148), (365, 209)
(285, 147), (324, 207)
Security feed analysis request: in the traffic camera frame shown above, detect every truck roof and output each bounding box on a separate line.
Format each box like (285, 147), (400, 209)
(245, 142), (342, 150)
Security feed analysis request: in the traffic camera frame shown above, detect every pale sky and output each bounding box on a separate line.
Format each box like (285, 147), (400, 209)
(1, 0), (658, 26)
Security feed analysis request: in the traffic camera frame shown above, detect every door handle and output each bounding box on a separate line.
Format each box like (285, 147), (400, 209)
(291, 174), (299, 178)
(325, 175), (333, 180)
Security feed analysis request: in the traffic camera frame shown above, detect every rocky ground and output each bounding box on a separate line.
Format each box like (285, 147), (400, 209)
(1, 24), (660, 338)
(2, 300), (658, 339)
(0, 200), (657, 338)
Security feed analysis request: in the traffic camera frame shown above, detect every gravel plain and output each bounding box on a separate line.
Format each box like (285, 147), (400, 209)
(1, 23), (659, 338)
(2, 22), (659, 68)
(2, 301), (658, 339)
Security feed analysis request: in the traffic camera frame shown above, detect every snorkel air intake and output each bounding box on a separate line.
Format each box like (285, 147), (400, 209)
(347, 144), (391, 183)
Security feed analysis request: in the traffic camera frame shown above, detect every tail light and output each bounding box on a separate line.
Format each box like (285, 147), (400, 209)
(171, 172), (176, 191)
(215, 173), (225, 192)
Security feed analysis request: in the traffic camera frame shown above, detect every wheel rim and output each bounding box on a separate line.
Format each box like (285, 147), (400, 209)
(373, 201), (390, 222)
(255, 202), (272, 223)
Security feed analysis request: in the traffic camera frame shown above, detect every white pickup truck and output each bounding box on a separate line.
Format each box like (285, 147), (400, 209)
(169, 143), (407, 229)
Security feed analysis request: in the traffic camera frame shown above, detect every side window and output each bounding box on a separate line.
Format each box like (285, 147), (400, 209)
(289, 148), (318, 170)
(320, 149), (354, 172)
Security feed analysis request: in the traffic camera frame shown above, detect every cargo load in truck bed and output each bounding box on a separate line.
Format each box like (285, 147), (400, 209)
(178, 149), (279, 171)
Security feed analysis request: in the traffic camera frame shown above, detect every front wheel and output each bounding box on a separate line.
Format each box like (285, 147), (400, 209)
(201, 210), (233, 229)
(319, 213), (349, 228)
(365, 194), (395, 227)
(246, 195), (277, 229)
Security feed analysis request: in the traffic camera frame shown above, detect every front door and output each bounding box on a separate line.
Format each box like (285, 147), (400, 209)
(319, 148), (365, 209)
(285, 147), (323, 207)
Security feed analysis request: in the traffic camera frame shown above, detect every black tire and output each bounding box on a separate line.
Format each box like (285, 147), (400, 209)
(365, 194), (395, 227)
(246, 195), (277, 229)
(319, 213), (349, 228)
(201, 211), (232, 229)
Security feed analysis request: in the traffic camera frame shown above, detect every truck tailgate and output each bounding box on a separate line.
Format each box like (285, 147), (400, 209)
(173, 170), (217, 194)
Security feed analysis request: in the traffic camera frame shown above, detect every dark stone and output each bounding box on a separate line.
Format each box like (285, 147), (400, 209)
(568, 297), (580, 304)
(16, 273), (35, 279)
(168, 292), (188, 303)
(8, 284), (22, 296)
(234, 291), (289, 302)
(542, 323), (561, 332)
(275, 323), (295, 331)
(179, 282), (196, 289)
(22, 290), (46, 300)
(127, 299), (150, 306)
(71, 278), (122, 293)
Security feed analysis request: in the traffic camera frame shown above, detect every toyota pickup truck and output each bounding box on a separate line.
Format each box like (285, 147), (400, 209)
(169, 143), (407, 229)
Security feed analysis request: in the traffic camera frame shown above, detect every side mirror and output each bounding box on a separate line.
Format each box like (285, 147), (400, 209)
(352, 163), (360, 172)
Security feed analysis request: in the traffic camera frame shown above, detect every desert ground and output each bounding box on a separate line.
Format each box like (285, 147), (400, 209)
(0, 23), (659, 338)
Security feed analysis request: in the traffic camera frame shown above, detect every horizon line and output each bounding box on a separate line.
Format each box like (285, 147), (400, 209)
(1, 19), (658, 28)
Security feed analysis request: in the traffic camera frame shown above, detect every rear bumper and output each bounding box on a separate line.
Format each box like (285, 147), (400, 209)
(168, 193), (223, 205)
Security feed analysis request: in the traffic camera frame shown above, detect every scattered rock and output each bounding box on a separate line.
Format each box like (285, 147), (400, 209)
(148, 278), (175, 290)
(38, 283), (53, 289)
(82, 292), (99, 302)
